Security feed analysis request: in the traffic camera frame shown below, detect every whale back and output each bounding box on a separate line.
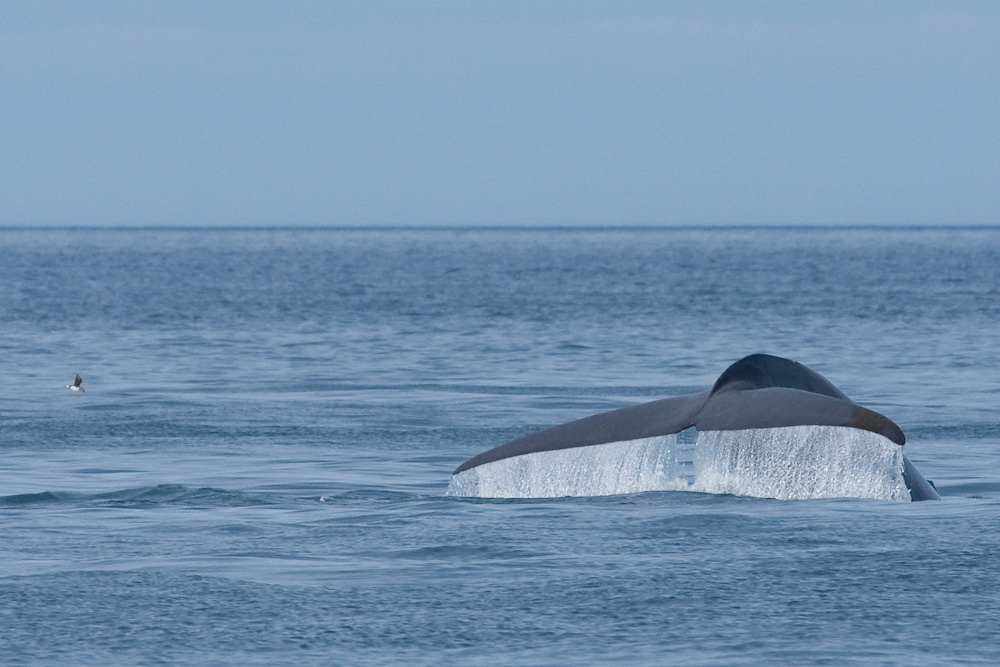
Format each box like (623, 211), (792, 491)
(709, 354), (851, 402)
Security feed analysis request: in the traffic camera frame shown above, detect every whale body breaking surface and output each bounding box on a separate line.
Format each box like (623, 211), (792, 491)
(448, 354), (940, 501)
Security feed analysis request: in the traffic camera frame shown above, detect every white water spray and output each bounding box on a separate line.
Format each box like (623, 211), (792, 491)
(691, 426), (908, 501)
(447, 435), (686, 499)
(447, 426), (908, 501)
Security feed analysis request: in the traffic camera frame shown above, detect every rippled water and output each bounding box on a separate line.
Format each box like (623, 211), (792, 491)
(1, 227), (999, 665)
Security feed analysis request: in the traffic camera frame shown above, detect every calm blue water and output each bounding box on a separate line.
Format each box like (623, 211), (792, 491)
(1, 227), (998, 666)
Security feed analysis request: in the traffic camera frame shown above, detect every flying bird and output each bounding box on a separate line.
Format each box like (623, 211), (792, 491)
(65, 375), (85, 392)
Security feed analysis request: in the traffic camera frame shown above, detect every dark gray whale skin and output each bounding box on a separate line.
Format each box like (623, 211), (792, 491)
(454, 354), (940, 501)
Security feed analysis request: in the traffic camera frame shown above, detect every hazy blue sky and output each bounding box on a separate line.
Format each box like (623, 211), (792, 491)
(3, 1), (998, 226)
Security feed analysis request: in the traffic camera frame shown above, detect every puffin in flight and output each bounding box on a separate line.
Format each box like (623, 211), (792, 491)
(65, 375), (85, 392)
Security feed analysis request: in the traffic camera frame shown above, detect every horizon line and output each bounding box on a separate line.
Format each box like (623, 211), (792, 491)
(2, 223), (999, 232)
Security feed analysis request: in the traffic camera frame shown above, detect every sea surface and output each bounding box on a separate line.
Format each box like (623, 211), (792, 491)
(1, 226), (998, 666)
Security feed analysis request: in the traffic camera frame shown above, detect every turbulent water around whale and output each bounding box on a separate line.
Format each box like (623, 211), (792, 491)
(2, 227), (999, 665)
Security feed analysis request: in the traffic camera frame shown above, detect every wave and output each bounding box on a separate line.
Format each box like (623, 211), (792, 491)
(317, 489), (427, 504)
(0, 484), (274, 509)
(0, 490), (69, 506)
(936, 481), (1000, 497)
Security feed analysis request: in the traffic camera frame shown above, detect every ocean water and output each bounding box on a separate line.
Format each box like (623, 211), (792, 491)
(1, 226), (998, 666)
